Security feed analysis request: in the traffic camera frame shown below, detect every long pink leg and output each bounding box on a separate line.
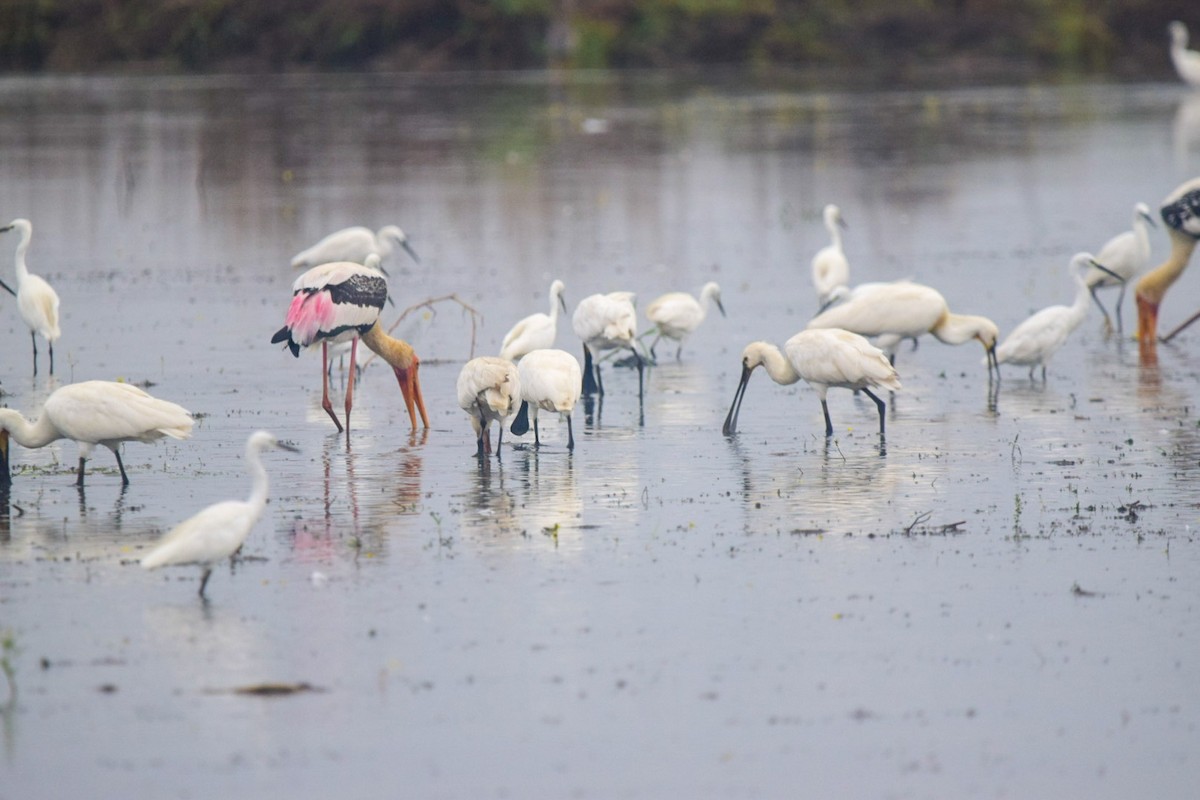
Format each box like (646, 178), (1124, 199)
(321, 341), (344, 433)
(344, 338), (358, 434)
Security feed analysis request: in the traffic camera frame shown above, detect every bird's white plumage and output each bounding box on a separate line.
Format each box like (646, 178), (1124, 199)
(645, 281), (724, 359)
(1170, 21), (1200, 89)
(518, 349), (582, 415)
(291, 225), (415, 269)
(811, 204), (849, 304)
(994, 253), (1096, 379)
(1089, 203), (1154, 289)
(457, 357), (522, 448)
(500, 279), (566, 361)
(572, 291), (638, 352)
(2, 218), (61, 372)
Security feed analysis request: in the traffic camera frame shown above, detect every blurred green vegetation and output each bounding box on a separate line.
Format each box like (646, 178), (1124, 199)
(0, 0), (1193, 76)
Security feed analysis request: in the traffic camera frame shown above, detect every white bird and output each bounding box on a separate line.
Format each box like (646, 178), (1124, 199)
(0, 381), (193, 487)
(457, 356), (521, 457)
(509, 348), (582, 450)
(644, 281), (726, 361)
(571, 291), (645, 396)
(994, 252), (1111, 381)
(141, 430), (297, 598)
(291, 225), (420, 270)
(807, 279), (1000, 376)
(272, 259), (429, 435)
(1087, 202), (1156, 332)
(722, 329), (901, 439)
(811, 204), (850, 307)
(1, 218), (61, 375)
(499, 279), (567, 362)
(1169, 21), (1200, 89)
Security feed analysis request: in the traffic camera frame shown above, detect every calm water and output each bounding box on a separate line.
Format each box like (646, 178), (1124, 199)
(1, 72), (1199, 798)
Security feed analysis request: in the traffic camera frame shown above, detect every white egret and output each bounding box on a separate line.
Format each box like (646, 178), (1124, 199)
(272, 259), (429, 434)
(811, 204), (849, 306)
(571, 291), (644, 396)
(509, 348), (582, 450)
(1087, 202), (1155, 332)
(499, 278), (566, 362)
(0, 218), (61, 375)
(457, 357), (521, 457)
(0, 381), (193, 486)
(141, 430), (297, 598)
(290, 225), (420, 269)
(644, 281), (725, 361)
(723, 329), (901, 438)
(1169, 22), (1200, 88)
(1136, 175), (1200, 343)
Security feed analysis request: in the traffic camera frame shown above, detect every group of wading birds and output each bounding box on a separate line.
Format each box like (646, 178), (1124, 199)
(0, 172), (1198, 596)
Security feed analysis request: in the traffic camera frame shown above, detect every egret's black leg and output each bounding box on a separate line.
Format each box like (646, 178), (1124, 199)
(820, 399), (834, 437)
(861, 388), (887, 435)
(533, 417), (541, 447)
(1089, 285), (1112, 331)
(1115, 284), (1126, 333)
(581, 345), (598, 395)
(566, 415), (575, 450)
(30, 333), (38, 375)
(115, 450), (131, 485)
(49, 341), (54, 375)
(75, 456), (87, 486)
(198, 567), (213, 598)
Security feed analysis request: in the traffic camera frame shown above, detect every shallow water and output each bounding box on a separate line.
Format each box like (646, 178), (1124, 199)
(1, 72), (1199, 798)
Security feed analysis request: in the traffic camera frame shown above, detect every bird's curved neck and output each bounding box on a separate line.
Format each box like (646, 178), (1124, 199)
(931, 313), (977, 346)
(244, 445), (271, 511)
(826, 219), (843, 250)
(361, 321), (416, 369)
(548, 290), (561, 323)
(1068, 273), (1093, 321)
(757, 345), (801, 386)
(0, 410), (61, 449)
(1137, 229), (1197, 305)
(11, 227), (31, 281)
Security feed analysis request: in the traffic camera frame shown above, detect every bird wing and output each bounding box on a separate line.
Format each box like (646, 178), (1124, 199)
(291, 227), (375, 268)
(500, 313), (553, 360)
(141, 501), (256, 569)
(47, 381), (193, 444)
(646, 293), (702, 335)
(808, 283), (942, 337)
(996, 306), (1071, 364)
(1091, 231), (1138, 284)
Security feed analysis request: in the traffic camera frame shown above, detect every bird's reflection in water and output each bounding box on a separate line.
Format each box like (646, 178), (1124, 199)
(141, 601), (271, 688)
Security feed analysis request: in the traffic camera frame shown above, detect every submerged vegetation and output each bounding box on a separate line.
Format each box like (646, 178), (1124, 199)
(0, 0), (1193, 77)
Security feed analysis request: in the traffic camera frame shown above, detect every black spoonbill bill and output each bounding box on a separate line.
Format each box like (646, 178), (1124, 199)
(1087, 202), (1155, 333)
(290, 224), (420, 270)
(499, 278), (567, 362)
(1, 218), (61, 375)
(271, 259), (429, 434)
(141, 430), (297, 598)
(1136, 175), (1200, 344)
(723, 328), (901, 439)
(811, 204), (849, 307)
(571, 291), (645, 396)
(509, 348), (582, 450)
(457, 356), (521, 457)
(0, 380), (193, 486)
(644, 281), (725, 361)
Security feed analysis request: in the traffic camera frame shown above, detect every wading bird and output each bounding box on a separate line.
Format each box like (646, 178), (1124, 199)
(572, 291), (645, 396)
(994, 253), (1117, 381)
(644, 281), (725, 361)
(1, 218), (61, 375)
(499, 279), (567, 362)
(0, 381), (193, 486)
(723, 328), (901, 439)
(1136, 175), (1200, 344)
(1088, 202), (1155, 333)
(272, 260), (429, 434)
(141, 430), (297, 599)
(509, 348), (582, 450)
(811, 204), (849, 307)
(457, 357), (521, 457)
(290, 224), (420, 270)
(1169, 21), (1200, 89)
(807, 279), (999, 376)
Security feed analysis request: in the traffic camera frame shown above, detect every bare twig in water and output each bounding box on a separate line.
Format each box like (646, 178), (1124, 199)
(903, 510), (933, 534)
(1010, 433), (1022, 465)
(1160, 308), (1200, 343)
(939, 520), (966, 533)
(363, 294), (483, 368)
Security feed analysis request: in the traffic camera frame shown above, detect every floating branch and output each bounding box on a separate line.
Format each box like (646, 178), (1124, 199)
(1160, 308), (1200, 343)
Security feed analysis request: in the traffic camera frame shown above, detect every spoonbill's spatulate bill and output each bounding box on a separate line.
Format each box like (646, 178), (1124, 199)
(1087, 203), (1155, 333)
(290, 225), (420, 270)
(141, 430), (297, 598)
(1169, 21), (1200, 89)
(272, 258), (429, 434)
(1, 218), (61, 375)
(0, 381), (193, 486)
(810, 204), (849, 307)
(571, 291), (645, 397)
(1136, 175), (1200, 343)
(457, 357), (521, 458)
(644, 281), (725, 361)
(509, 348), (582, 450)
(723, 328), (901, 439)
(499, 279), (566, 362)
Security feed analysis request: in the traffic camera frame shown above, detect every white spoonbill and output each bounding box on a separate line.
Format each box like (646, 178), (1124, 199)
(1, 219), (61, 375)
(1136, 175), (1200, 344)
(722, 329), (901, 439)
(1087, 202), (1155, 333)
(457, 356), (521, 457)
(509, 348), (582, 450)
(1169, 22), (1200, 89)
(994, 253), (1115, 381)
(571, 291), (645, 396)
(499, 278), (567, 361)
(807, 279), (1000, 376)
(0, 380), (193, 487)
(290, 224), (420, 269)
(141, 430), (297, 598)
(811, 204), (850, 306)
(644, 281), (725, 361)
(271, 260), (429, 434)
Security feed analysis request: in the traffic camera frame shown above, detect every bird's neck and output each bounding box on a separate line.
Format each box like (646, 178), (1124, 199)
(0, 410), (61, 449)
(13, 231), (31, 282)
(827, 221), (843, 250)
(1068, 273), (1093, 323)
(1136, 229), (1197, 305)
(548, 293), (561, 323)
(245, 445), (271, 511)
(931, 313), (980, 346)
(757, 345), (801, 386)
(361, 321), (416, 369)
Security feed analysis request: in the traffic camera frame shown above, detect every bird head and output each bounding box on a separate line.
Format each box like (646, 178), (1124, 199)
(1136, 202), (1157, 228)
(382, 226), (420, 265)
(723, 342), (769, 436)
(1170, 21), (1188, 48)
(551, 279), (567, 312)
